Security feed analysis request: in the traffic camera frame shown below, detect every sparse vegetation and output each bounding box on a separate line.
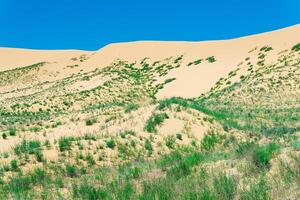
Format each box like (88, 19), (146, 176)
(0, 39), (299, 199)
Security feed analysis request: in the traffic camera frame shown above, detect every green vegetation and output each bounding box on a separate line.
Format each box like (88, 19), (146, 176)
(106, 139), (116, 149)
(144, 112), (169, 133)
(292, 43), (300, 51)
(0, 44), (299, 199)
(252, 143), (279, 168)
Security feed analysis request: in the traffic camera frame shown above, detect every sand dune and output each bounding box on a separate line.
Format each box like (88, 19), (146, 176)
(0, 24), (299, 98)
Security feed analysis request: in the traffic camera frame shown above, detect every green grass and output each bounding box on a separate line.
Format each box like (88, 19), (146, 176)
(144, 113), (169, 133)
(252, 143), (280, 168)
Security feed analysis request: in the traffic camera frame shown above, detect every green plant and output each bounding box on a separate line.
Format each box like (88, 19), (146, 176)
(292, 43), (300, 52)
(2, 133), (7, 140)
(165, 135), (175, 149)
(86, 153), (95, 165)
(144, 113), (169, 133)
(85, 117), (97, 126)
(9, 128), (16, 136)
(252, 143), (279, 168)
(106, 139), (116, 149)
(201, 132), (218, 151)
(206, 56), (216, 63)
(125, 103), (139, 113)
(144, 139), (153, 155)
(66, 164), (77, 177)
(10, 160), (18, 171)
(34, 150), (43, 162)
(58, 137), (74, 152)
(213, 173), (237, 200)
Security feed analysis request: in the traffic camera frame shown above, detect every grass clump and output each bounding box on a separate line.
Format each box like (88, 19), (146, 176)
(106, 139), (116, 149)
(206, 56), (216, 63)
(252, 143), (279, 168)
(85, 117), (97, 126)
(144, 113), (169, 133)
(292, 43), (300, 52)
(201, 132), (218, 151)
(124, 103), (139, 113)
(58, 137), (74, 152)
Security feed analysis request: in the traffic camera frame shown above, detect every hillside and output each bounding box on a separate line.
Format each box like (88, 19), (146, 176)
(0, 24), (299, 199)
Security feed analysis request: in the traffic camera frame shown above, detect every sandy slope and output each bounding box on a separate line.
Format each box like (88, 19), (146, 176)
(0, 24), (299, 98)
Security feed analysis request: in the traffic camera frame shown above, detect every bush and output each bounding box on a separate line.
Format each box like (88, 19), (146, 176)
(34, 150), (43, 162)
(9, 128), (16, 136)
(201, 132), (218, 151)
(85, 153), (96, 166)
(213, 173), (237, 200)
(85, 117), (97, 126)
(292, 43), (300, 52)
(240, 178), (269, 200)
(10, 160), (18, 171)
(124, 103), (139, 113)
(235, 141), (254, 156)
(28, 140), (41, 154)
(144, 139), (153, 155)
(2, 133), (7, 140)
(66, 164), (77, 177)
(165, 136), (175, 149)
(206, 56), (216, 63)
(167, 160), (191, 179)
(144, 113), (169, 133)
(252, 143), (279, 168)
(106, 139), (116, 149)
(58, 137), (74, 152)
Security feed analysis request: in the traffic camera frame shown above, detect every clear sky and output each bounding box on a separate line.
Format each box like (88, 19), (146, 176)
(0, 0), (299, 50)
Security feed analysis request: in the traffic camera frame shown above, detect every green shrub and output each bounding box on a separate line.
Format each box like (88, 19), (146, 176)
(235, 141), (254, 156)
(2, 133), (7, 140)
(28, 140), (41, 154)
(240, 178), (269, 200)
(201, 132), (218, 151)
(66, 164), (77, 177)
(206, 56), (216, 63)
(292, 43), (300, 52)
(144, 139), (153, 155)
(10, 160), (18, 171)
(144, 113), (169, 133)
(58, 137), (73, 152)
(106, 139), (116, 149)
(125, 103), (139, 113)
(86, 153), (95, 165)
(85, 117), (97, 126)
(252, 143), (279, 168)
(167, 160), (191, 179)
(165, 135), (176, 149)
(213, 173), (237, 200)
(34, 150), (43, 162)
(9, 128), (16, 136)
(120, 130), (136, 138)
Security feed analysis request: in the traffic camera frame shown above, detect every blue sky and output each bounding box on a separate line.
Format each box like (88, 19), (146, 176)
(0, 0), (299, 50)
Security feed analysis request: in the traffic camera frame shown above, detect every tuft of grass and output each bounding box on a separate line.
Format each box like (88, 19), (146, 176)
(201, 132), (218, 151)
(292, 43), (300, 52)
(106, 139), (116, 149)
(58, 137), (74, 152)
(85, 117), (97, 126)
(144, 113), (169, 133)
(252, 143), (280, 168)
(124, 103), (139, 113)
(213, 173), (237, 200)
